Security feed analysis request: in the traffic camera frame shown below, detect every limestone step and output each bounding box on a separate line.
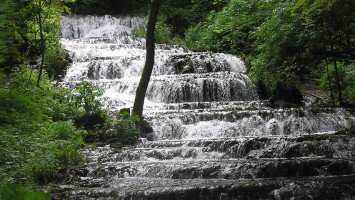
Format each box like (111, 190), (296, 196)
(83, 157), (354, 180)
(84, 132), (355, 162)
(51, 175), (355, 200)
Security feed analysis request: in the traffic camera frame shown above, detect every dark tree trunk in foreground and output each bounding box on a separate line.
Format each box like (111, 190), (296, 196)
(132, 0), (161, 116)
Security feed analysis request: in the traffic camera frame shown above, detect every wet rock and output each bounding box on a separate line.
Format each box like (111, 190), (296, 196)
(136, 119), (154, 140)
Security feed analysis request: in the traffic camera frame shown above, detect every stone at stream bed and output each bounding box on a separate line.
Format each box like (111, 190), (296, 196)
(136, 119), (154, 140)
(51, 176), (355, 200)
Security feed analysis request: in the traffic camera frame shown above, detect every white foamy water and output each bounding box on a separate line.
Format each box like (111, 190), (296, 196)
(60, 14), (354, 145)
(60, 15), (256, 113)
(57, 15), (355, 199)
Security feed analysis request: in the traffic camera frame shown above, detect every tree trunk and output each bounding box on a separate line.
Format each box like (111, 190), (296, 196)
(333, 60), (343, 105)
(132, 0), (161, 117)
(36, 0), (45, 87)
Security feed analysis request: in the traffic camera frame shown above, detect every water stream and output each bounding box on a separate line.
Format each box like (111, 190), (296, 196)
(56, 15), (355, 200)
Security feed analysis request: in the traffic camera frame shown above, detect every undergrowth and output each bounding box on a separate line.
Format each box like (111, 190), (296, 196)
(0, 67), (140, 190)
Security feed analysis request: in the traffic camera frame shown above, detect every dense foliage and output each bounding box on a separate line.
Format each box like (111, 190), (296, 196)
(250, 0), (355, 105)
(0, 68), (140, 190)
(66, 0), (147, 15)
(0, 0), (143, 191)
(71, 81), (140, 144)
(0, 0), (82, 191)
(103, 112), (140, 145)
(0, 68), (85, 189)
(0, 0), (72, 81)
(0, 184), (50, 200)
(132, 0), (354, 106)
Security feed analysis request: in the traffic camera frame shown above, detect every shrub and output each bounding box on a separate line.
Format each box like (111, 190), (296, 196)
(0, 122), (85, 188)
(132, 17), (186, 46)
(102, 112), (140, 145)
(319, 63), (355, 106)
(68, 81), (110, 141)
(0, 68), (85, 189)
(0, 184), (50, 200)
(63, 81), (141, 144)
(45, 42), (71, 80)
(70, 81), (104, 116)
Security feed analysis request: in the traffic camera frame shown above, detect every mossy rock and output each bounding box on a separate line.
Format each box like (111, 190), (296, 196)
(136, 119), (154, 141)
(174, 57), (194, 74)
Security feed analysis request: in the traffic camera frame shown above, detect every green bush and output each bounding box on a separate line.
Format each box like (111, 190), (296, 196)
(45, 43), (71, 80)
(184, 22), (211, 52)
(0, 71), (5, 85)
(0, 111), (85, 189)
(63, 81), (140, 144)
(68, 81), (110, 141)
(319, 63), (355, 106)
(185, 0), (273, 54)
(0, 68), (85, 189)
(340, 64), (355, 106)
(66, 0), (147, 15)
(155, 17), (174, 44)
(0, 66), (147, 189)
(132, 25), (146, 39)
(49, 87), (81, 122)
(0, 184), (50, 200)
(132, 17), (186, 46)
(70, 81), (104, 116)
(102, 112), (140, 145)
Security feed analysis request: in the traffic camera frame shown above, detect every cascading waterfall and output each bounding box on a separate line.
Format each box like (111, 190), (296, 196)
(60, 15), (256, 108)
(55, 15), (355, 200)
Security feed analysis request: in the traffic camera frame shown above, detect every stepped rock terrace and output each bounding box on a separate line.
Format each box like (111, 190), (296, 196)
(53, 15), (355, 199)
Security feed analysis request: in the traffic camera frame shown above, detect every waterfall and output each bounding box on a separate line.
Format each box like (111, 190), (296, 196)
(56, 15), (355, 200)
(60, 15), (257, 109)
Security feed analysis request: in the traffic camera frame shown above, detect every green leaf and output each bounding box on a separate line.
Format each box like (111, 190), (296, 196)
(0, 184), (51, 200)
